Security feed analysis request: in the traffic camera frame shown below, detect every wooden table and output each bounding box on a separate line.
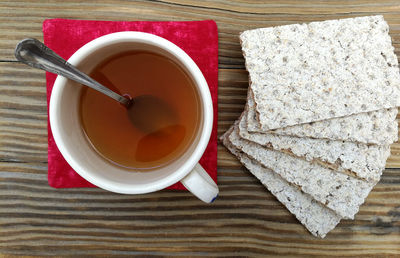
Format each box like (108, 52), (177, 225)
(1, 1), (399, 256)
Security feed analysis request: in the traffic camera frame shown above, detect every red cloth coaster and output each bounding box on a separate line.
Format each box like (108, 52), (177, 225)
(43, 19), (218, 190)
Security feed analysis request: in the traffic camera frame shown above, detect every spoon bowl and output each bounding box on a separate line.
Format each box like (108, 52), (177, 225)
(127, 94), (177, 133)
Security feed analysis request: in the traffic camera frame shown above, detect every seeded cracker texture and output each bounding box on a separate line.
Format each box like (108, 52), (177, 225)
(229, 124), (376, 219)
(239, 110), (391, 182)
(240, 15), (400, 130)
(246, 89), (399, 145)
(220, 127), (342, 238)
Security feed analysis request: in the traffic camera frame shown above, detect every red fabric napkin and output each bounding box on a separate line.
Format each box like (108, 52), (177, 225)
(43, 19), (218, 190)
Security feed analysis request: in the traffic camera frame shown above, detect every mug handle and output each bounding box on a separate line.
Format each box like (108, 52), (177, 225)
(180, 163), (219, 203)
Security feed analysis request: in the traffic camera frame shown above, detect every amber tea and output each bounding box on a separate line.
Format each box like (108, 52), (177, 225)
(79, 51), (201, 170)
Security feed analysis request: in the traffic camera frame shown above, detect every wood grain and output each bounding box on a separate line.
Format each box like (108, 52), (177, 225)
(0, 0), (399, 256)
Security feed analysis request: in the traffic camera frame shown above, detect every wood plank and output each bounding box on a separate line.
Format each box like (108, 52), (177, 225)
(0, 161), (399, 256)
(1, 0), (400, 67)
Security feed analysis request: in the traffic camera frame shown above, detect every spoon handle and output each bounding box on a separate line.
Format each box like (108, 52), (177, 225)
(15, 38), (130, 106)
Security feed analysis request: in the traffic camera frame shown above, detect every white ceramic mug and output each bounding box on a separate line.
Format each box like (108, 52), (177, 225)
(49, 32), (218, 203)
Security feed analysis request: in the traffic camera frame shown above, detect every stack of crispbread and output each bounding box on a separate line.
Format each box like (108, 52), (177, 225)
(221, 15), (400, 238)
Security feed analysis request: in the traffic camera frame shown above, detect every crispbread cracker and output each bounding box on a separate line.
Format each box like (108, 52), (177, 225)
(239, 110), (390, 182)
(246, 89), (398, 145)
(241, 15), (400, 130)
(220, 128), (342, 238)
(229, 124), (376, 219)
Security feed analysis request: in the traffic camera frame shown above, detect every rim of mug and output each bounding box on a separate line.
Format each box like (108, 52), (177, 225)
(49, 31), (213, 194)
